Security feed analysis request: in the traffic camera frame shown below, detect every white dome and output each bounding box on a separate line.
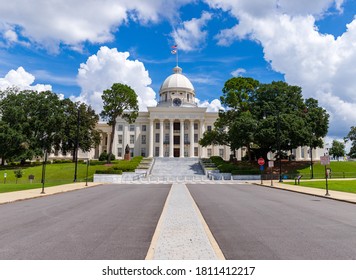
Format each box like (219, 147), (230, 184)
(159, 66), (194, 93)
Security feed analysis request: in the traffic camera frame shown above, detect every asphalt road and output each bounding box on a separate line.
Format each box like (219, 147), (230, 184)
(0, 184), (170, 260)
(188, 183), (356, 260)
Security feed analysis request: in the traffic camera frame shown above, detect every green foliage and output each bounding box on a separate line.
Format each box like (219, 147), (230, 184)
(98, 151), (115, 161)
(329, 140), (345, 160)
(345, 126), (356, 158)
(199, 78), (329, 162)
(95, 169), (122, 174)
(0, 89), (100, 164)
(13, 169), (23, 178)
(100, 83), (139, 162)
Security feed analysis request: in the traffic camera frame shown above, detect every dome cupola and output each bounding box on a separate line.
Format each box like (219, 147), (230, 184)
(158, 66), (196, 108)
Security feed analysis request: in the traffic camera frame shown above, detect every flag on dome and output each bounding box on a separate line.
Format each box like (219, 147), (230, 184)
(171, 44), (177, 49)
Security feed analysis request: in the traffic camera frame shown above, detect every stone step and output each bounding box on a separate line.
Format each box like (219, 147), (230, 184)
(150, 158), (205, 176)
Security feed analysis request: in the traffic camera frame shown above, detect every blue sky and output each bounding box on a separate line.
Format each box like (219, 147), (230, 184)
(0, 0), (355, 145)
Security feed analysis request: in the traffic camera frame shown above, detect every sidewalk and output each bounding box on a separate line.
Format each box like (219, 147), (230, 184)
(0, 182), (101, 205)
(258, 180), (356, 204)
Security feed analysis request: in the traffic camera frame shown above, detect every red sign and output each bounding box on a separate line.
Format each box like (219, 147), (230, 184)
(258, 157), (265, 166)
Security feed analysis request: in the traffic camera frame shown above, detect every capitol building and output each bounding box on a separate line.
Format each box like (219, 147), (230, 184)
(94, 65), (232, 161)
(83, 64), (324, 162)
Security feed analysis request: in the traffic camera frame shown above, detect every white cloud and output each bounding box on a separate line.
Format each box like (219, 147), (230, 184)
(75, 46), (157, 114)
(171, 11), (213, 51)
(231, 68), (246, 77)
(197, 98), (224, 112)
(206, 0), (355, 138)
(0, 67), (52, 92)
(0, 0), (192, 52)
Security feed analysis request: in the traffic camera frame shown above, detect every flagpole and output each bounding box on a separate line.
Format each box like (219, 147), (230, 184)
(176, 49), (179, 67)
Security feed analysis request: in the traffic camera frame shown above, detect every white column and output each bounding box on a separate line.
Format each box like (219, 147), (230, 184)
(169, 119), (174, 157)
(159, 119), (164, 157)
(148, 119), (153, 157)
(199, 119), (206, 158)
(304, 146), (309, 159)
(134, 124), (140, 157)
(296, 147), (302, 160)
(180, 120), (184, 157)
(190, 120), (195, 157)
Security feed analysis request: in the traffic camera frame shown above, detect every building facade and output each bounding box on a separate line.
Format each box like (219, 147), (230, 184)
(94, 65), (231, 160)
(75, 65), (326, 162)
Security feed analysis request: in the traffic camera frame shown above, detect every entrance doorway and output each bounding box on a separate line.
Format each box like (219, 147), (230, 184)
(174, 148), (180, 157)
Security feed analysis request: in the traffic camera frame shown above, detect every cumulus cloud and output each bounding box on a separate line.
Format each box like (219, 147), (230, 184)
(0, 0), (192, 52)
(197, 98), (224, 112)
(205, 0), (355, 138)
(171, 11), (213, 51)
(75, 46), (157, 113)
(0, 67), (52, 92)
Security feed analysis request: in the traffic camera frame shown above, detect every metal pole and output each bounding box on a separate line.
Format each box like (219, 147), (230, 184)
(325, 165), (330, 196)
(73, 109), (80, 182)
(277, 112), (283, 182)
(85, 158), (89, 186)
(310, 144), (314, 179)
(41, 150), (47, 194)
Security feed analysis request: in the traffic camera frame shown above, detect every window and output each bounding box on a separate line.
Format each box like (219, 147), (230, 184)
(129, 125), (135, 131)
(155, 147), (159, 157)
(184, 134), (189, 143)
(184, 149), (188, 157)
(164, 134), (169, 143)
(184, 122), (188, 130)
(130, 135), (135, 144)
(118, 148), (123, 157)
(194, 147), (198, 157)
(156, 123), (160, 129)
(219, 148), (224, 158)
(207, 125), (212, 132)
(207, 148), (212, 157)
(141, 148), (146, 157)
(301, 148), (305, 158)
(130, 148), (134, 157)
(141, 135), (146, 145)
(155, 133), (159, 143)
(194, 123), (198, 130)
(142, 125), (146, 132)
(165, 122), (170, 130)
(187, 94), (190, 101)
(118, 135), (123, 144)
(194, 134), (198, 143)
(118, 124), (123, 131)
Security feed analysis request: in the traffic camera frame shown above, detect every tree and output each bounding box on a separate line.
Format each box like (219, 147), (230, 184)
(60, 99), (101, 160)
(329, 140), (345, 160)
(199, 78), (329, 162)
(344, 126), (356, 158)
(100, 83), (139, 162)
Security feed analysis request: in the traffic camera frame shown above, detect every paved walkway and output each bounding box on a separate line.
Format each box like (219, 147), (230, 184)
(145, 183), (224, 260)
(259, 180), (356, 204)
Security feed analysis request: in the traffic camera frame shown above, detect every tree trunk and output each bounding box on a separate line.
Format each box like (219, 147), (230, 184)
(1, 157), (4, 166)
(108, 120), (116, 163)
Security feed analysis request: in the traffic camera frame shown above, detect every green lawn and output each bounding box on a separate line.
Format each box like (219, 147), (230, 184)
(0, 158), (142, 193)
(285, 180), (356, 194)
(293, 161), (356, 179)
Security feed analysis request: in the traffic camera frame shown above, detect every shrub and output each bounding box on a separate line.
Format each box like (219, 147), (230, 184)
(99, 151), (115, 161)
(95, 169), (122, 174)
(13, 169), (24, 184)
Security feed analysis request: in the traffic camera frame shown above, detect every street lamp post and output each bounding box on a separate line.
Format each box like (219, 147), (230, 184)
(85, 157), (89, 186)
(277, 112), (283, 182)
(73, 109), (80, 182)
(41, 150), (48, 194)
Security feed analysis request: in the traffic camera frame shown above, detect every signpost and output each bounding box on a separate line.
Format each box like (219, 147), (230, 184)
(258, 158), (265, 184)
(268, 160), (274, 186)
(320, 155), (330, 196)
